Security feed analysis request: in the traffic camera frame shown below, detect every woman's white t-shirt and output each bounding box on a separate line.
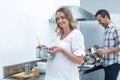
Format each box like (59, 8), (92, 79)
(45, 29), (85, 80)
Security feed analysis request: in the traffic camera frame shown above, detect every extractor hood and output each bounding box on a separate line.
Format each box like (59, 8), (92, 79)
(49, 6), (96, 23)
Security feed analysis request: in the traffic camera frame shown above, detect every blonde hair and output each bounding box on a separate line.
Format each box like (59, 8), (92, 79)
(55, 7), (76, 35)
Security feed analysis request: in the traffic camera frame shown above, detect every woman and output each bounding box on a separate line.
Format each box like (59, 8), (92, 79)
(44, 7), (85, 80)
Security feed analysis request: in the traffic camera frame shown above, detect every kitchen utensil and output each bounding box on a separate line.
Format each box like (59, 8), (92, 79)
(36, 47), (54, 59)
(84, 45), (102, 65)
(84, 55), (95, 64)
(36, 47), (49, 59)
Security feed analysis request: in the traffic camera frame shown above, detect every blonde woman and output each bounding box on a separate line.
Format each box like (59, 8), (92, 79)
(44, 7), (85, 80)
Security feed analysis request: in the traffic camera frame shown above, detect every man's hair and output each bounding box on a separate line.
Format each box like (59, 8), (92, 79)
(95, 9), (111, 19)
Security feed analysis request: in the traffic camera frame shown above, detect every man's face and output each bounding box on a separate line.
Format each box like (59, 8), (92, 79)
(96, 14), (108, 27)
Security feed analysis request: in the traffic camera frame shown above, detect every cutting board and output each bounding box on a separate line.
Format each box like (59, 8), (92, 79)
(12, 70), (39, 79)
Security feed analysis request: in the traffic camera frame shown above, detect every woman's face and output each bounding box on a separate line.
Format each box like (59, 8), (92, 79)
(56, 12), (69, 29)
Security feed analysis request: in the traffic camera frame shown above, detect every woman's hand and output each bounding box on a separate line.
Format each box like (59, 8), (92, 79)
(48, 46), (64, 54)
(48, 46), (84, 64)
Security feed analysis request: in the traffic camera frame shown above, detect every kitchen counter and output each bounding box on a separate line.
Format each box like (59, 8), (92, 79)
(6, 65), (103, 80)
(80, 64), (103, 74)
(37, 65), (102, 80)
(3, 59), (103, 80)
(79, 64), (104, 80)
(3, 59), (46, 80)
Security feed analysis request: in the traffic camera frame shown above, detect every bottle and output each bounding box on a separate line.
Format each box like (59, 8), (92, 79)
(25, 64), (30, 75)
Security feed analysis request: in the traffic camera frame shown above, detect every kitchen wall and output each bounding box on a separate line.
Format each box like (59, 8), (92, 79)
(80, 0), (120, 14)
(0, 0), (80, 79)
(78, 21), (104, 49)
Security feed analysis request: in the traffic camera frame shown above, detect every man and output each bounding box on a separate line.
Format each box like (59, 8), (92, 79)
(95, 9), (120, 80)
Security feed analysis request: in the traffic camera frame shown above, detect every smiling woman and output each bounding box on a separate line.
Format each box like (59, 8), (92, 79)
(37, 7), (86, 80)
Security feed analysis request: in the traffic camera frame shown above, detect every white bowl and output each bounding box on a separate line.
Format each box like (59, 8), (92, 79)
(36, 62), (47, 73)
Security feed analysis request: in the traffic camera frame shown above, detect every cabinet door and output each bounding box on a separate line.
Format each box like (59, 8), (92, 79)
(80, 69), (104, 80)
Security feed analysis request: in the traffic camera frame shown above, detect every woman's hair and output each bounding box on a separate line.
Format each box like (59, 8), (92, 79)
(55, 7), (76, 35)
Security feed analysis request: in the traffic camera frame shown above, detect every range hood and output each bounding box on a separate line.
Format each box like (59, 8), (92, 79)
(49, 6), (96, 23)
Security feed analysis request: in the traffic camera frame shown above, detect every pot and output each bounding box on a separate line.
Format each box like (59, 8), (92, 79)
(87, 45), (100, 58)
(84, 55), (95, 64)
(36, 47), (54, 59)
(84, 45), (102, 64)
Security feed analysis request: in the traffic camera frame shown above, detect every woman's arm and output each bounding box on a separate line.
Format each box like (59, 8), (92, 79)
(48, 46), (84, 65)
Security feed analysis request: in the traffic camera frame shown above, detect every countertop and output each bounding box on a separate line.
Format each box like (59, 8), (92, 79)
(6, 65), (102, 80)
(80, 65), (103, 74)
(3, 59), (103, 80)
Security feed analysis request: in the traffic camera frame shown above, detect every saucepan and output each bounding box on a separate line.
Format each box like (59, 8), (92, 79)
(84, 45), (102, 64)
(87, 45), (100, 58)
(36, 47), (55, 59)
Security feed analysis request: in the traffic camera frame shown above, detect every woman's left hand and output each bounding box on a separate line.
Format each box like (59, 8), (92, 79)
(48, 46), (64, 54)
